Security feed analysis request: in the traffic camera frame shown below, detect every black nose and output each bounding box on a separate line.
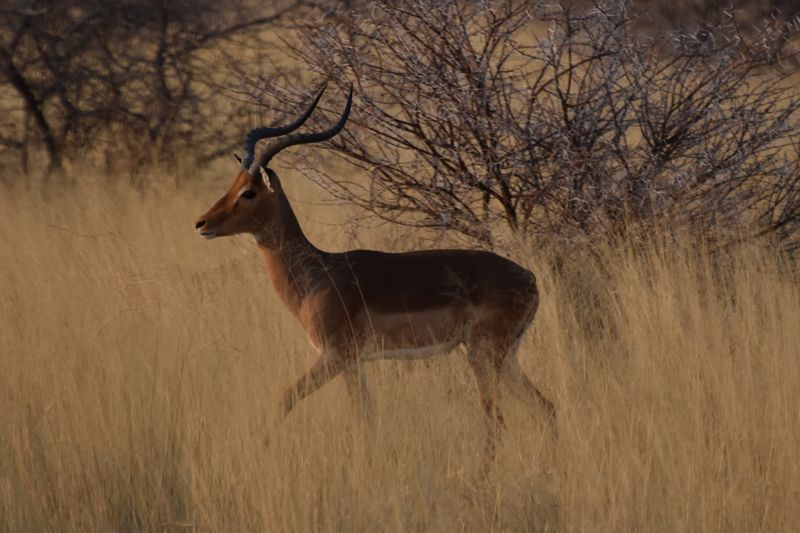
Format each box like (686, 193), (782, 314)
(195, 219), (206, 229)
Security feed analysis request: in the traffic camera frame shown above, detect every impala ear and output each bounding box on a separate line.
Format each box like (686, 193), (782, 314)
(259, 166), (275, 193)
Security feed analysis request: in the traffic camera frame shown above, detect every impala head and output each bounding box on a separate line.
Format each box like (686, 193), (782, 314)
(194, 83), (352, 241)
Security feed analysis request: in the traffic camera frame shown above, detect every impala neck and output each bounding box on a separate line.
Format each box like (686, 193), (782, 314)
(255, 188), (321, 314)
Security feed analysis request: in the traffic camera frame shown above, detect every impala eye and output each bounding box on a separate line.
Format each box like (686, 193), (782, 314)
(241, 190), (256, 200)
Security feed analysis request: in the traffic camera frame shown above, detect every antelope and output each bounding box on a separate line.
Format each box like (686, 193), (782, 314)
(194, 83), (556, 459)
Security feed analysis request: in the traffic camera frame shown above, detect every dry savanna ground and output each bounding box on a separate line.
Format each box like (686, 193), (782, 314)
(1, 162), (799, 532)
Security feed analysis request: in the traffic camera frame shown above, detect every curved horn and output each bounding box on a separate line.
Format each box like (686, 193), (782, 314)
(249, 84), (353, 175)
(240, 82), (328, 170)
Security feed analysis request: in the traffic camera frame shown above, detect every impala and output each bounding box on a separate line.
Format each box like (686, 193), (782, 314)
(195, 83), (556, 458)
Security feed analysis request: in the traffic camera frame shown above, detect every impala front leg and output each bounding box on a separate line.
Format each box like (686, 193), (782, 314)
(343, 364), (374, 425)
(280, 354), (345, 418)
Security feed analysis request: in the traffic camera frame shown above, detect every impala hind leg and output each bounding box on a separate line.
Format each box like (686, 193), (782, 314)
(280, 355), (345, 419)
(465, 346), (506, 463)
(502, 348), (557, 433)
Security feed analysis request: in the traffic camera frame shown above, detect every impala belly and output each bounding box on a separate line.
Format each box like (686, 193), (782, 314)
(354, 306), (475, 360)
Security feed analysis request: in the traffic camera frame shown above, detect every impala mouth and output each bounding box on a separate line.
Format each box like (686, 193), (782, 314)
(201, 232), (217, 240)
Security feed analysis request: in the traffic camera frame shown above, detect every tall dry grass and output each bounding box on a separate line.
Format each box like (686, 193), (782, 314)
(1, 165), (799, 532)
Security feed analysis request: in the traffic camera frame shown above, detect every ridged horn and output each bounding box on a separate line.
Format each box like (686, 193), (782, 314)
(239, 82), (328, 170)
(249, 84), (352, 175)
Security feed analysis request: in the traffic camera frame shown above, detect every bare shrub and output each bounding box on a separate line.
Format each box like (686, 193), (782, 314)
(258, 0), (800, 250)
(0, 0), (302, 176)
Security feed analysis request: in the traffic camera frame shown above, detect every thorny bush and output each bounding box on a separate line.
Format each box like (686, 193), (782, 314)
(260, 0), (800, 250)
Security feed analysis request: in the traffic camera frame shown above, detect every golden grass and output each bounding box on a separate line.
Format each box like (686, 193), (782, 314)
(1, 164), (799, 532)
